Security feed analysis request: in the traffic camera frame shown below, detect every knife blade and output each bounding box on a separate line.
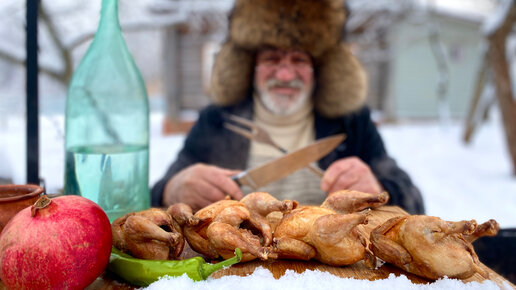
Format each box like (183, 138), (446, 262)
(231, 134), (346, 189)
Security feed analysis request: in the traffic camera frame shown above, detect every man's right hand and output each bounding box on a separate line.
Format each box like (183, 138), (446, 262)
(162, 164), (243, 211)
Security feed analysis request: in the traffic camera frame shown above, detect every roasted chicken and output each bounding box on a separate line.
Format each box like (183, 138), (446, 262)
(272, 190), (388, 266)
(169, 192), (297, 262)
(369, 215), (500, 279)
(273, 207), (375, 266)
(112, 208), (194, 260)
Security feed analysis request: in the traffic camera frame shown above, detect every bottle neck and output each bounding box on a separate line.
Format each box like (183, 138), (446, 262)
(97, 0), (121, 36)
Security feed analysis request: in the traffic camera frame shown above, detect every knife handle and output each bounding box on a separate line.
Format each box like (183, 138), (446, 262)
(230, 175), (242, 187)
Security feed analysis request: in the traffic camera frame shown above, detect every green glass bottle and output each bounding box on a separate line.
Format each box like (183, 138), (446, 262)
(64, 0), (150, 221)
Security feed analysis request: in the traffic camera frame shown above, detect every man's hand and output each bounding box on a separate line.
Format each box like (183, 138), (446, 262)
(321, 157), (383, 194)
(162, 164), (243, 211)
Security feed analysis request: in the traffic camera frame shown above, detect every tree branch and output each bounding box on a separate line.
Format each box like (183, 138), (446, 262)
(487, 1), (516, 175)
(39, 2), (72, 83)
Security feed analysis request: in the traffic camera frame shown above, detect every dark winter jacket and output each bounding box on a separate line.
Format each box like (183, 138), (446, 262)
(151, 99), (425, 214)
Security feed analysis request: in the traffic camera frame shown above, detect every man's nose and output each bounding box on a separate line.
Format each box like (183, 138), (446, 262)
(274, 64), (297, 82)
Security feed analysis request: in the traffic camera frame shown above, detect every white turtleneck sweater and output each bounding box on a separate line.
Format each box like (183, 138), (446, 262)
(245, 95), (326, 204)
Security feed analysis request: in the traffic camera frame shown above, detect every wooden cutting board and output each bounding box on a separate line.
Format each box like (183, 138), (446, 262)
(1, 206), (514, 289)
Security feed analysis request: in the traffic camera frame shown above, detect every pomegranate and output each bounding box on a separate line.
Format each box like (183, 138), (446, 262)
(0, 195), (112, 289)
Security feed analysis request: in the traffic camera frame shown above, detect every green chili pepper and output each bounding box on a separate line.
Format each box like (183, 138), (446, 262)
(107, 247), (243, 287)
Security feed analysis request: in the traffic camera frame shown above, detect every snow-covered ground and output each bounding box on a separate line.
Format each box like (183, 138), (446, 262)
(0, 108), (515, 229)
(380, 113), (516, 229)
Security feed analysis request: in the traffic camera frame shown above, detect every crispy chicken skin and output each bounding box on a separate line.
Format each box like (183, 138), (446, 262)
(271, 190), (387, 266)
(169, 199), (237, 259)
(112, 208), (186, 260)
(206, 203), (272, 261)
(273, 206), (375, 267)
(169, 193), (297, 262)
(369, 215), (500, 279)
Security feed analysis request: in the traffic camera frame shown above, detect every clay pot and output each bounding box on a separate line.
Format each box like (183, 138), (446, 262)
(0, 184), (43, 233)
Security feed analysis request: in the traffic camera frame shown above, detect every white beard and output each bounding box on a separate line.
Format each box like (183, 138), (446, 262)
(255, 79), (314, 116)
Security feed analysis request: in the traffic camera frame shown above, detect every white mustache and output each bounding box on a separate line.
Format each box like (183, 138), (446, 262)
(265, 79), (304, 89)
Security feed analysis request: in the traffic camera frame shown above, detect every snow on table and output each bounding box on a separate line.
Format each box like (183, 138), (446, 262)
(146, 267), (509, 290)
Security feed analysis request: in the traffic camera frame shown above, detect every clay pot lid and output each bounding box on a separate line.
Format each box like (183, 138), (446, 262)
(0, 184), (44, 203)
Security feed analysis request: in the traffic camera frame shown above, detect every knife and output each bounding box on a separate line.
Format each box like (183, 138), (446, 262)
(231, 134), (346, 189)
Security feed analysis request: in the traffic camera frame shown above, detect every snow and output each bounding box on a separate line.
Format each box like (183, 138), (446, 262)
(0, 113), (185, 191)
(416, 0), (496, 23)
(145, 267), (510, 290)
(482, 0), (513, 36)
(1, 107), (515, 229)
(1, 106), (515, 290)
(380, 113), (516, 229)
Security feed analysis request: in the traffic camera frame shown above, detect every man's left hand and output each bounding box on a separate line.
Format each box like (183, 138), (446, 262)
(321, 157), (383, 194)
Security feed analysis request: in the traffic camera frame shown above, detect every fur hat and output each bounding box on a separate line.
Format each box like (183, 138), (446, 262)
(210, 0), (367, 117)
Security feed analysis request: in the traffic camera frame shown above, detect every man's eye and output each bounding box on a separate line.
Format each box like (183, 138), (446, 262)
(294, 59), (308, 64)
(292, 57), (311, 65)
(292, 55), (310, 63)
(263, 57), (280, 63)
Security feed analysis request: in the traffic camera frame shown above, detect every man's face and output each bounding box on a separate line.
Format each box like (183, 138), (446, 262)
(254, 49), (314, 115)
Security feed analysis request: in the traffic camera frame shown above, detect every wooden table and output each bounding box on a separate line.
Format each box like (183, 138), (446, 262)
(2, 206), (515, 289)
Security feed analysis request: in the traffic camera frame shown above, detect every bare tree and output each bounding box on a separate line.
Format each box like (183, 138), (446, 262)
(0, 1), (189, 87)
(465, 0), (516, 174)
(487, 0), (516, 175)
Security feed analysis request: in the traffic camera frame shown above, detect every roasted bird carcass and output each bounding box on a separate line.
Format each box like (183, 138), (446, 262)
(112, 208), (195, 260)
(274, 207), (374, 266)
(272, 190), (388, 267)
(169, 192), (297, 262)
(369, 215), (500, 279)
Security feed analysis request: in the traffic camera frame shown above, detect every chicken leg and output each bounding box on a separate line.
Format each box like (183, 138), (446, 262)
(321, 190), (389, 214)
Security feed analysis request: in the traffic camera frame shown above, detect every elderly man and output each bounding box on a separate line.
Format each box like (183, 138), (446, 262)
(151, 0), (425, 214)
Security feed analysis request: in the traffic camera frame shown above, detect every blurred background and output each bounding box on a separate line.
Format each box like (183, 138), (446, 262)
(0, 0), (515, 228)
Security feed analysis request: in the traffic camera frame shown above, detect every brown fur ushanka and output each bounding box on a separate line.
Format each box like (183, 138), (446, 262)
(210, 0), (367, 117)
